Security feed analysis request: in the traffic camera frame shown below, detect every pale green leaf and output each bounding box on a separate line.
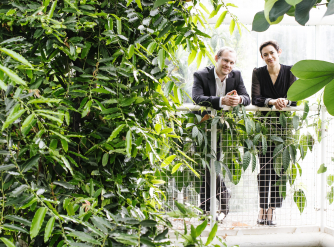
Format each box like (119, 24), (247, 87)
(317, 163), (327, 174)
(158, 49), (165, 71)
(0, 64), (27, 86)
(161, 155), (176, 168)
(229, 19), (236, 35)
(0, 48), (33, 68)
(27, 98), (61, 104)
(199, 3), (210, 14)
(215, 11), (227, 29)
(2, 109), (26, 131)
(188, 49), (197, 65)
(205, 222), (218, 246)
(126, 130), (132, 157)
(0, 79), (7, 90)
(21, 114), (35, 130)
(30, 207), (47, 239)
(61, 139), (68, 152)
(107, 124), (125, 142)
(0, 238), (16, 247)
(44, 217), (55, 243)
(172, 163), (182, 174)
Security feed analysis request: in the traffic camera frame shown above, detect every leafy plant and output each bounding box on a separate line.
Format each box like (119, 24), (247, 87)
(252, 0), (330, 32)
(0, 0), (243, 245)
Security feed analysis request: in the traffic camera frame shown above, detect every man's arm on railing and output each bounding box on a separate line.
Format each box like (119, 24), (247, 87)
(192, 72), (221, 110)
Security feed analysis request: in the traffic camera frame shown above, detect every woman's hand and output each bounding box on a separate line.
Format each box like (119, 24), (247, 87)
(270, 98), (288, 110)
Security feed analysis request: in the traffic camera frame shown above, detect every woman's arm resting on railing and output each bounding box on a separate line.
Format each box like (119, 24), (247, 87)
(252, 68), (272, 107)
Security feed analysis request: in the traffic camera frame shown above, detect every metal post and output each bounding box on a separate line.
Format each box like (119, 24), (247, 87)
(210, 109), (217, 227)
(320, 105), (327, 232)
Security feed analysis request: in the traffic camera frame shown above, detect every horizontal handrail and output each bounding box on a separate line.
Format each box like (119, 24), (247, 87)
(176, 103), (320, 112)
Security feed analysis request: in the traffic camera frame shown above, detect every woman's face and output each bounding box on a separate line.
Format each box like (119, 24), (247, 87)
(261, 45), (280, 66)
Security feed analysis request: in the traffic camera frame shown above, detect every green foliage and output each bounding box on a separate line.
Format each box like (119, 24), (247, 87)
(287, 60), (334, 115)
(253, 0), (328, 31)
(0, 0), (226, 245)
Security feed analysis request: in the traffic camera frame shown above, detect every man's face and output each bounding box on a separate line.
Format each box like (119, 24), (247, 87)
(215, 50), (236, 77)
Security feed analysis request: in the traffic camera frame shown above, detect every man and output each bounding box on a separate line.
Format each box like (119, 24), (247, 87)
(192, 47), (250, 219)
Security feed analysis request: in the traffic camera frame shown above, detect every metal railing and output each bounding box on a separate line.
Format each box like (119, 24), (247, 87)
(165, 103), (333, 232)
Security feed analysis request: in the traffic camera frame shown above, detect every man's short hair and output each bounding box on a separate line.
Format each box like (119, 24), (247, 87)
(216, 47), (236, 58)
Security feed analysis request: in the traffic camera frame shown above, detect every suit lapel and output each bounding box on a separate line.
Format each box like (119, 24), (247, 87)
(225, 71), (235, 94)
(207, 66), (216, 96)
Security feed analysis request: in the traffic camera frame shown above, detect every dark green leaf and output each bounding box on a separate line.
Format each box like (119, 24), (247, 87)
(282, 147), (290, 171)
(295, 0), (317, 25)
(22, 155), (40, 173)
(269, 0), (291, 22)
(242, 151), (251, 171)
(252, 11), (270, 32)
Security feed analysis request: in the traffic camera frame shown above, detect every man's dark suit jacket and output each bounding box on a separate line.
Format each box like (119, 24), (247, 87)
(192, 65), (250, 110)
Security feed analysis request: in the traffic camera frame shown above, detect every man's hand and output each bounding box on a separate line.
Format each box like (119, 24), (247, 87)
(222, 90), (242, 107)
(271, 98), (288, 110)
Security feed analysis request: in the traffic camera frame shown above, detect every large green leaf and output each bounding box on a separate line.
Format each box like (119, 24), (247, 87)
(291, 60), (334, 79)
(269, 0), (291, 22)
(30, 207), (47, 239)
(287, 76), (334, 101)
(295, 0), (317, 25)
(0, 238), (16, 247)
(107, 124), (125, 142)
(68, 231), (101, 245)
(215, 11), (227, 29)
(44, 217), (55, 243)
(0, 48), (33, 68)
(2, 223), (29, 234)
(158, 49), (165, 71)
(285, 0), (302, 6)
(294, 189), (306, 213)
(21, 114), (35, 130)
(161, 155), (176, 168)
(0, 164), (16, 171)
(126, 130), (132, 157)
(205, 222), (218, 246)
(282, 147), (290, 171)
(324, 80), (334, 116)
(0, 64), (27, 86)
(22, 155), (40, 172)
(324, 0), (334, 17)
(2, 109), (26, 130)
(252, 11), (270, 32)
(195, 220), (207, 237)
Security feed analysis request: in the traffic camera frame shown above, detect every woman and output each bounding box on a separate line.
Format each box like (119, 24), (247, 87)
(252, 40), (296, 226)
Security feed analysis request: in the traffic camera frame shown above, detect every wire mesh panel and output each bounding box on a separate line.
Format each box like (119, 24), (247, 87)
(164, 107), (319, 229)
(325, 115), (334, 229)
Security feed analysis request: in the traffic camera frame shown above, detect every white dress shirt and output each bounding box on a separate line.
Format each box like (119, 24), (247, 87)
(214, 68), (243, 108)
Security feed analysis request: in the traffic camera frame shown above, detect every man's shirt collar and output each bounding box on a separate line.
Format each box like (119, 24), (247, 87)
(214, 67), (228, 81)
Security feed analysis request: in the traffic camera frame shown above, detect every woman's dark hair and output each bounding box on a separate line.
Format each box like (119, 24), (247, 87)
(259, 40), (279, 55)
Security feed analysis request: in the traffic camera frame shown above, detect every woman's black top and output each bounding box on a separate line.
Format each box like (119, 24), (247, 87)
(252, 64), (297, 107)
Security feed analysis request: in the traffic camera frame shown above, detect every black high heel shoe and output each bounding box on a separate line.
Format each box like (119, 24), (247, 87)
(265, 208), (276, 226)
(257, 208), (266, 225)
